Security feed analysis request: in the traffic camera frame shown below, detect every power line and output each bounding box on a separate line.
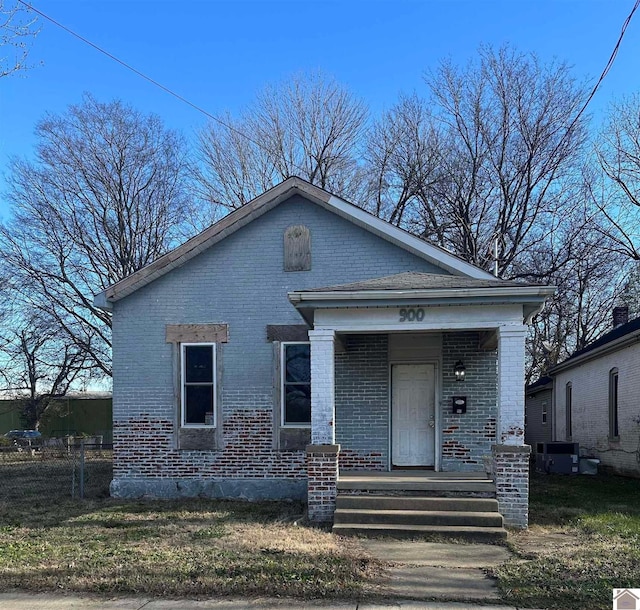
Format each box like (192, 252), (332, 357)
(17, 0), (309, 175)
(550, 0), (640, 239)
(564, 0), (640, 140)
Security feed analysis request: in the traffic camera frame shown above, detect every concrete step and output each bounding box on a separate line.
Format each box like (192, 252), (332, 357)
(334, 508), (503, 528)
(336, 494), (499, 512)
(336, 478), (496, 495)
(332, 522), (508, 542)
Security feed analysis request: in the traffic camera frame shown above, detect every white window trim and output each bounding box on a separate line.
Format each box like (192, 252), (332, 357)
(542, 401), (548, 425)
(281, 341), (311, 428)
(181, 342), (217, 428)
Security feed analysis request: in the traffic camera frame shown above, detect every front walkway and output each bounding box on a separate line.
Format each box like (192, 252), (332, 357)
(360, 539), (510, 602)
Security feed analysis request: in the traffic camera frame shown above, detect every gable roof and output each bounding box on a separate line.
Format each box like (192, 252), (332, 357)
(94, 177), (496, 310)
(526, 375), (553, 395)
(550, 316), (640, 375)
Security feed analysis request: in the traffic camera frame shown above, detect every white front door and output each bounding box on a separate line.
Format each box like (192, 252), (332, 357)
(391, 364), (436, 467)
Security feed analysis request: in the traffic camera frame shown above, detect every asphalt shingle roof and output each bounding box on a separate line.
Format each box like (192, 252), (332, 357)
(561, 315), (640, 364)
(526, 375), (553, 393)
(304, 271), (536, 293)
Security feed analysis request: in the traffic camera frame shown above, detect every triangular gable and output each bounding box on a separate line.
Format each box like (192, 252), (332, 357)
(94, 177), (495, 309)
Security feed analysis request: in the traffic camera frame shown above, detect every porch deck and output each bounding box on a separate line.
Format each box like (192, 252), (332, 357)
(340, 470), (490, 480)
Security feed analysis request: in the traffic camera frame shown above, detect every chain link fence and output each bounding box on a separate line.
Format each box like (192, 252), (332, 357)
(0, 439), (113, 501)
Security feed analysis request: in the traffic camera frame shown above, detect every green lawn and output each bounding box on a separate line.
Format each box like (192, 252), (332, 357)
(495, 472), (640, 610)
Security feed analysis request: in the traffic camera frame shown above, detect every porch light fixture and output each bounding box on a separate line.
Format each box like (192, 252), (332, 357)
(454, 360), (466, 382)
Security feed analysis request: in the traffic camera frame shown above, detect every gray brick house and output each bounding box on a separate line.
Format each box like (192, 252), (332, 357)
(95, 177), (553, 528)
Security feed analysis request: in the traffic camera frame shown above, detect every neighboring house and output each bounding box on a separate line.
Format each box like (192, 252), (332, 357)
(94, 177), (553, 527)
(525, 376), (553, 450)
(549, 308), (640, 478)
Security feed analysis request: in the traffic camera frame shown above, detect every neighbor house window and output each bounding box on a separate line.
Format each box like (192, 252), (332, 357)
(181, 343), (216, 427)
(281, 342), (311, 426)
(609, 368), (619, 439)
(565, 382), (572, 440)
(542, 401), (548, 425)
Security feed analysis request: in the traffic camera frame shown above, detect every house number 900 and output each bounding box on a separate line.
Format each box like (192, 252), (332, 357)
(399, 308), (425, 322)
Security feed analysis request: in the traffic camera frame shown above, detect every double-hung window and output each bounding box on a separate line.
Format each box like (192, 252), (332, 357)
(181, 343), (216, 427)
(281, 342), (311, 426)
(565, 382), (572, 440)
(609, 368), (619, 439)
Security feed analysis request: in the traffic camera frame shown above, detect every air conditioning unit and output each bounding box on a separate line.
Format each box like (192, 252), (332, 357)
(535, 442), (579, 474)
(536, 442), (579, 455)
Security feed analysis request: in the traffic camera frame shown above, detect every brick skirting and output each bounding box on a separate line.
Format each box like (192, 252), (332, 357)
(307, 444), (340, 522)
(492, 443), (531, 528)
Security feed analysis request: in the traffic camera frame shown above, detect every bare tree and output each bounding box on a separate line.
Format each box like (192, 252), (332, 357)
(363, 94), (443, 231)
(0, 94), (191, 376)
(618, 261), (640, 319)
(365, 46), (588, 277)
(0, 310), (91, 429)
(594, 93), (640, 260)
(196, 72), (368, 218)
(1, 0), (38, 78)
(196, 111), (277, 215)
(522, 203), (630, 383)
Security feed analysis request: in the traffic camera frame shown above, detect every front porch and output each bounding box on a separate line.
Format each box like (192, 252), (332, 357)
(289, 272), (552, 529)
(304, 325), (532, 529)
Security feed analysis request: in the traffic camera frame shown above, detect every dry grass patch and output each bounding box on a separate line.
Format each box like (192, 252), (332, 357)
(0, 496), (382, 599)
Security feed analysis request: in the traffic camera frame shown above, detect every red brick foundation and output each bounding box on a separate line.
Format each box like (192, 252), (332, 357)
(113, 413), (306, 479)
(338, 449), (385, 471)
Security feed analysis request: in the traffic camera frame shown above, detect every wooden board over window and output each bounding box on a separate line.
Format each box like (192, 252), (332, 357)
(266, 324), (309, 342)
(284, 225), (311, 271)
(166, 324), (228, 344)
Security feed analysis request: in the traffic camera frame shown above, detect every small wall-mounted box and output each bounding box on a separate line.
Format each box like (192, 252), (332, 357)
(452, 396), (467, 414)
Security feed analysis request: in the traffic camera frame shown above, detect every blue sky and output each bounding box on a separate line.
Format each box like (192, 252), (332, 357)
(1, 0), (639, 218)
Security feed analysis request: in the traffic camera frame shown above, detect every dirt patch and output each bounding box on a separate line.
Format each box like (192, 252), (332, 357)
(509, 525), (581, 559)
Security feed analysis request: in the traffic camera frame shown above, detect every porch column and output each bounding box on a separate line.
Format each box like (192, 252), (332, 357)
(307, 329), (339, 522)
(495, 324), (530, 528)
(497, 325), (527, 445)
(309, 329), (336, 444)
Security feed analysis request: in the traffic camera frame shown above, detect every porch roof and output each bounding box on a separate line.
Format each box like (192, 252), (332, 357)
(288, 272), (555, 326)
(301, 271), (532, 292)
